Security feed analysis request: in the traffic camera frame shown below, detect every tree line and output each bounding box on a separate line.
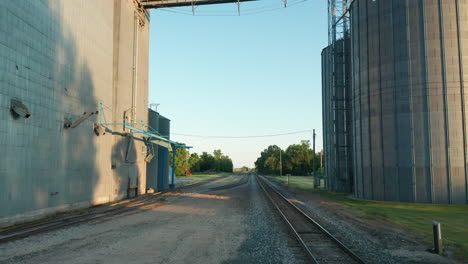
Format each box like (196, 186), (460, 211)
(255, 140), (322, 176)
(173, 148), (234, 176)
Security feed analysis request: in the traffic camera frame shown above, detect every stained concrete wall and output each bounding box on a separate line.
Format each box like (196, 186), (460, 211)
(0, 0), (151, 226)
(351, 0), (468, 204)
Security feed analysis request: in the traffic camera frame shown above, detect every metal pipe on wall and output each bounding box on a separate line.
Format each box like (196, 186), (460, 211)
(132, 11), (139, 124)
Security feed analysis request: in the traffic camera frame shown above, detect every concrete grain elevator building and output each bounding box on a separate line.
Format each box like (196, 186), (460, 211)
(0, 0), (154, 226)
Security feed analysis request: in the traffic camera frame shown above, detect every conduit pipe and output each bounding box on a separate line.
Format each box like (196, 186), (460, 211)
(132, 11), (139, 124)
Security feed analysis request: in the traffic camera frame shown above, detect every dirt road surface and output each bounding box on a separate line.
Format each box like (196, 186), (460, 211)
(0, 175), (304, 264)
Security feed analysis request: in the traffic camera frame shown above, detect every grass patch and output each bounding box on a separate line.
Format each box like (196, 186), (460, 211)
(340, 198), (468, 259)
(268, 175), (324, 190)
(266, 175), (468, 260)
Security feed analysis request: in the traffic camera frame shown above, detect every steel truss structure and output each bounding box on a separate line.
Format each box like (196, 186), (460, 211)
(327, 0), (352, 188)
(328, 0), (351, 46)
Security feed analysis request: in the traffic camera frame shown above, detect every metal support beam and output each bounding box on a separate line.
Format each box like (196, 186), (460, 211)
(170, 146), (177, 189)
(169, 144), (193, 189)
(99, 100), (193, 192)
(64, 111), (98, 129)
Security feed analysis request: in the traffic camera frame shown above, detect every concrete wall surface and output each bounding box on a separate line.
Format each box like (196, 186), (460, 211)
(0, 0), (151, 226)
(351, 0), (468, 204)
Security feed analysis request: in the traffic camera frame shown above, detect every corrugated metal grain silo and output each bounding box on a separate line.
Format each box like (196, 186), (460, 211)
(350, 0), (468, 204)
(146, 109), (160, 191)
(322, 38), (354, 193)
(158, 115), (171, 190)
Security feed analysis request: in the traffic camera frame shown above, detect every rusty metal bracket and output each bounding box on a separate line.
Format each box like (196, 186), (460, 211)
(64, 111), (98, 129)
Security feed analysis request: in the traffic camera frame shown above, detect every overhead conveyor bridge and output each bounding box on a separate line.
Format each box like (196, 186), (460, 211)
(139, 0), (255, 9)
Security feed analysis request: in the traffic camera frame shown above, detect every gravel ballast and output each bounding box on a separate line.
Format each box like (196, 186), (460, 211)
(264, 176), (459, 264)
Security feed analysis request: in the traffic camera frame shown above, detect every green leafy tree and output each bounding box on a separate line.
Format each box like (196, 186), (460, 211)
(174, 147), (189, 176)
(174, 149), (234, 175)
(199, 152), (215, 171)
(255, 141), (320, 176)
(213, 149), (222, 159)
(188, 153), (201, 172)
(284, 141), (313, 175)
(219, 155), (233, 173)
(265, 155), (280, 171)
(255, 145), (282, 174)
(194, 150), (233, 173)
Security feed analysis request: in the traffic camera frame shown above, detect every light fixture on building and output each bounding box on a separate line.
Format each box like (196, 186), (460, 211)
(10, 99), (31, 119)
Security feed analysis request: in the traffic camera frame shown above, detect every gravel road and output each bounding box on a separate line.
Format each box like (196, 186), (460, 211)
(3, 174), (450, 264)
(0, 174), (305, 264)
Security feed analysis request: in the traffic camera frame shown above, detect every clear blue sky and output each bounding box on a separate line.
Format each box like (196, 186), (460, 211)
(148, 0), (328, 168)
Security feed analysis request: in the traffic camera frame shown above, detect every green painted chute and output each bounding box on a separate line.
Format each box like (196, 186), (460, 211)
(150, 139), (172, 151)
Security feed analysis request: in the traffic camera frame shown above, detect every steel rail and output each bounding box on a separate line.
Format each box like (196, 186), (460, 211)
(171, 174), (232, 191)
(0, 196), (163, 244)
(256, 175), (318, 263)
(208, 174), (250, 191)
(256, 174), (366, 264)
(0, 194), (158, 236)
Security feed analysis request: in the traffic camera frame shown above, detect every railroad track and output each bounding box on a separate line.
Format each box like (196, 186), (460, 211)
(0, 194), (166, 244)
(256, 175), (366, 264)
(174, 174), (232, 191)
(208, 173), (250, 191)
(0, 174), (232, 244)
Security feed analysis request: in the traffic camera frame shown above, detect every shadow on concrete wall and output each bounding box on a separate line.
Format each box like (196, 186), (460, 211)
(111, 135), (140, 199)
(39, 1), (98, 213)
(0, 0), (105, 222)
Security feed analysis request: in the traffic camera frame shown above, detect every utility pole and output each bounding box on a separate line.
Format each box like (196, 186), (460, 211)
(312, 129), (321, 188)
(312, 129), (316, 175)
(320, 150), (323, 169)
(313, 129), (316, 153)
(279, 149), (282, 177)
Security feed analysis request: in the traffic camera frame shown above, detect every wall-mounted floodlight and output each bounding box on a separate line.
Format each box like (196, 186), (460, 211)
(10, 99), (31, 119)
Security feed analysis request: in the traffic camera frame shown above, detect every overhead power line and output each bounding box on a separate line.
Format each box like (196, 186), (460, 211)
(172, 130), (313, 138)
